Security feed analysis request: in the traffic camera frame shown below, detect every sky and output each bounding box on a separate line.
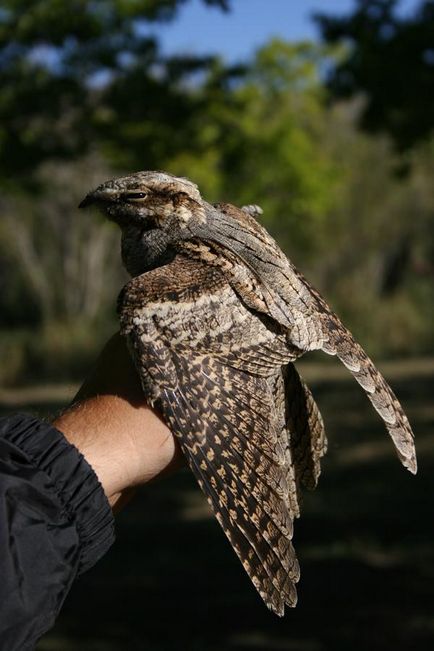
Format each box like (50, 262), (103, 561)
(152, 0), (422, 62)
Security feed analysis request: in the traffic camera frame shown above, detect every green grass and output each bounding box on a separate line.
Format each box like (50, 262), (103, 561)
(1, 359), (433, 651)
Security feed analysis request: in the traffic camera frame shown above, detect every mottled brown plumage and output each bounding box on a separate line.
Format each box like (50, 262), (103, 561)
(80, 171), (417, 616)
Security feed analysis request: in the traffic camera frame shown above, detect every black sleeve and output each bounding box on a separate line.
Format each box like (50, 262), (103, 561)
(0, 413), (115, 651)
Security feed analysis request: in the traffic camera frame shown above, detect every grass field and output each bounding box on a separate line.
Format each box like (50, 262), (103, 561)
(2, 357), (433, 651)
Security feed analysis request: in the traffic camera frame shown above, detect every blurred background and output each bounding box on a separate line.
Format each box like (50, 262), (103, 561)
(0, 1), (433, 649)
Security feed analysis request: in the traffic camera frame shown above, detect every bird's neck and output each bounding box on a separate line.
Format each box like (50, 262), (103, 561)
(121, 224), (176, 276)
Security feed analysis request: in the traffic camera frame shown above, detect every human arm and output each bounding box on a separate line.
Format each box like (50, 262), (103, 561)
(54, 332), (183, 510)
(0, 333), (181, 650)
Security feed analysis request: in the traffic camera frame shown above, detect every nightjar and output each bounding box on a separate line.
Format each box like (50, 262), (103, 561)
(80, 171), (417, 616)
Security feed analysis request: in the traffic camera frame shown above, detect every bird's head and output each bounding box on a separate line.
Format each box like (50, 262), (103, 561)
(79, 169), (269, 279)
(79, 170), (206, 231)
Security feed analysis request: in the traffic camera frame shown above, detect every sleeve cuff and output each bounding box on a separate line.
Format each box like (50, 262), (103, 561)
(0, 413), (115, 574)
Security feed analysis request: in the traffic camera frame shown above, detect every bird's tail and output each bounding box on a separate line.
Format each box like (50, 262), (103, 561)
(321, 314), (417, 474)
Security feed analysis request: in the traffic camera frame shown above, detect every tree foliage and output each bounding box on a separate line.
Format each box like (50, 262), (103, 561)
(0, 0), (433, 384)
(316, 0), (434, 149)
(0, 0), (231, 184)
(166, 40), (340, 263)
(2, 156), (122, 323)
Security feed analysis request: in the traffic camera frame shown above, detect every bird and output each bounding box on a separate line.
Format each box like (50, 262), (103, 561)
(79, 170), (417, 616)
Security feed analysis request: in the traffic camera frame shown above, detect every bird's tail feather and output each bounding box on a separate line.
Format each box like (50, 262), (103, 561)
(321, 317), (417, 474)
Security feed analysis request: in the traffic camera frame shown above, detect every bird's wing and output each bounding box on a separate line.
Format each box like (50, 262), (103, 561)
(119, 255), (300, 615)
(269, 362), (327, 522)
(284, 364), (327, 492)
(188, 202), (417, 474)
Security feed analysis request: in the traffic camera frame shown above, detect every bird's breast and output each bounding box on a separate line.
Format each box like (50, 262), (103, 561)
(120, 255), (296, 375)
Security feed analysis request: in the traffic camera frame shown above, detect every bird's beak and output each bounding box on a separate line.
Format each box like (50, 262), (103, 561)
(78, 193), (95, 209)
(78, 188), (118, 209)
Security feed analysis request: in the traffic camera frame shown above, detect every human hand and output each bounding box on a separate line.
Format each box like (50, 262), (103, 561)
(53, 333), (183, 511)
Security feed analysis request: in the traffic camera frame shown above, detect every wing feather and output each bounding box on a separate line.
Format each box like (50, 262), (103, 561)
(151, 353), (300, 614)
(120, 257), (300, 614)
(194, 202), (416, 474)
(284, 364), (327, 491)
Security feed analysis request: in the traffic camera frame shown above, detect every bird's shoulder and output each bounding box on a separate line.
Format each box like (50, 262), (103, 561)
(118, 253), (226, 309)
(178, 201), (320, 338)
(117, 253), (233, 341)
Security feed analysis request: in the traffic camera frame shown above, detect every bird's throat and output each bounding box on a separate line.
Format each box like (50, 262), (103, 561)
(121, 224), (176, 276)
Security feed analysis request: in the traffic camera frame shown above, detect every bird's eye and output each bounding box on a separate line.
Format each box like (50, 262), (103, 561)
(124, 192), (148, 201)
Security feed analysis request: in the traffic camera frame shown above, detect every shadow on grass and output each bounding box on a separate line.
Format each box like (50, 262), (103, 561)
(3, 364), (432, 651)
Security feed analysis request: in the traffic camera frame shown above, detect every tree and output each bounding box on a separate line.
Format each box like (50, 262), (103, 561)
(0, 0), (238, 382)
(1, 156), (122, 324)
(167, 41), (341, 264)
(316, 0), (434, 150)
(0, 0), (231, 185)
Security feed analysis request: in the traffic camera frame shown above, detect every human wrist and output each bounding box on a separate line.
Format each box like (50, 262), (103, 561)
(54, 395), (178, 508)
(53, 332), (183, 510)
(53, 394), (140, 507)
